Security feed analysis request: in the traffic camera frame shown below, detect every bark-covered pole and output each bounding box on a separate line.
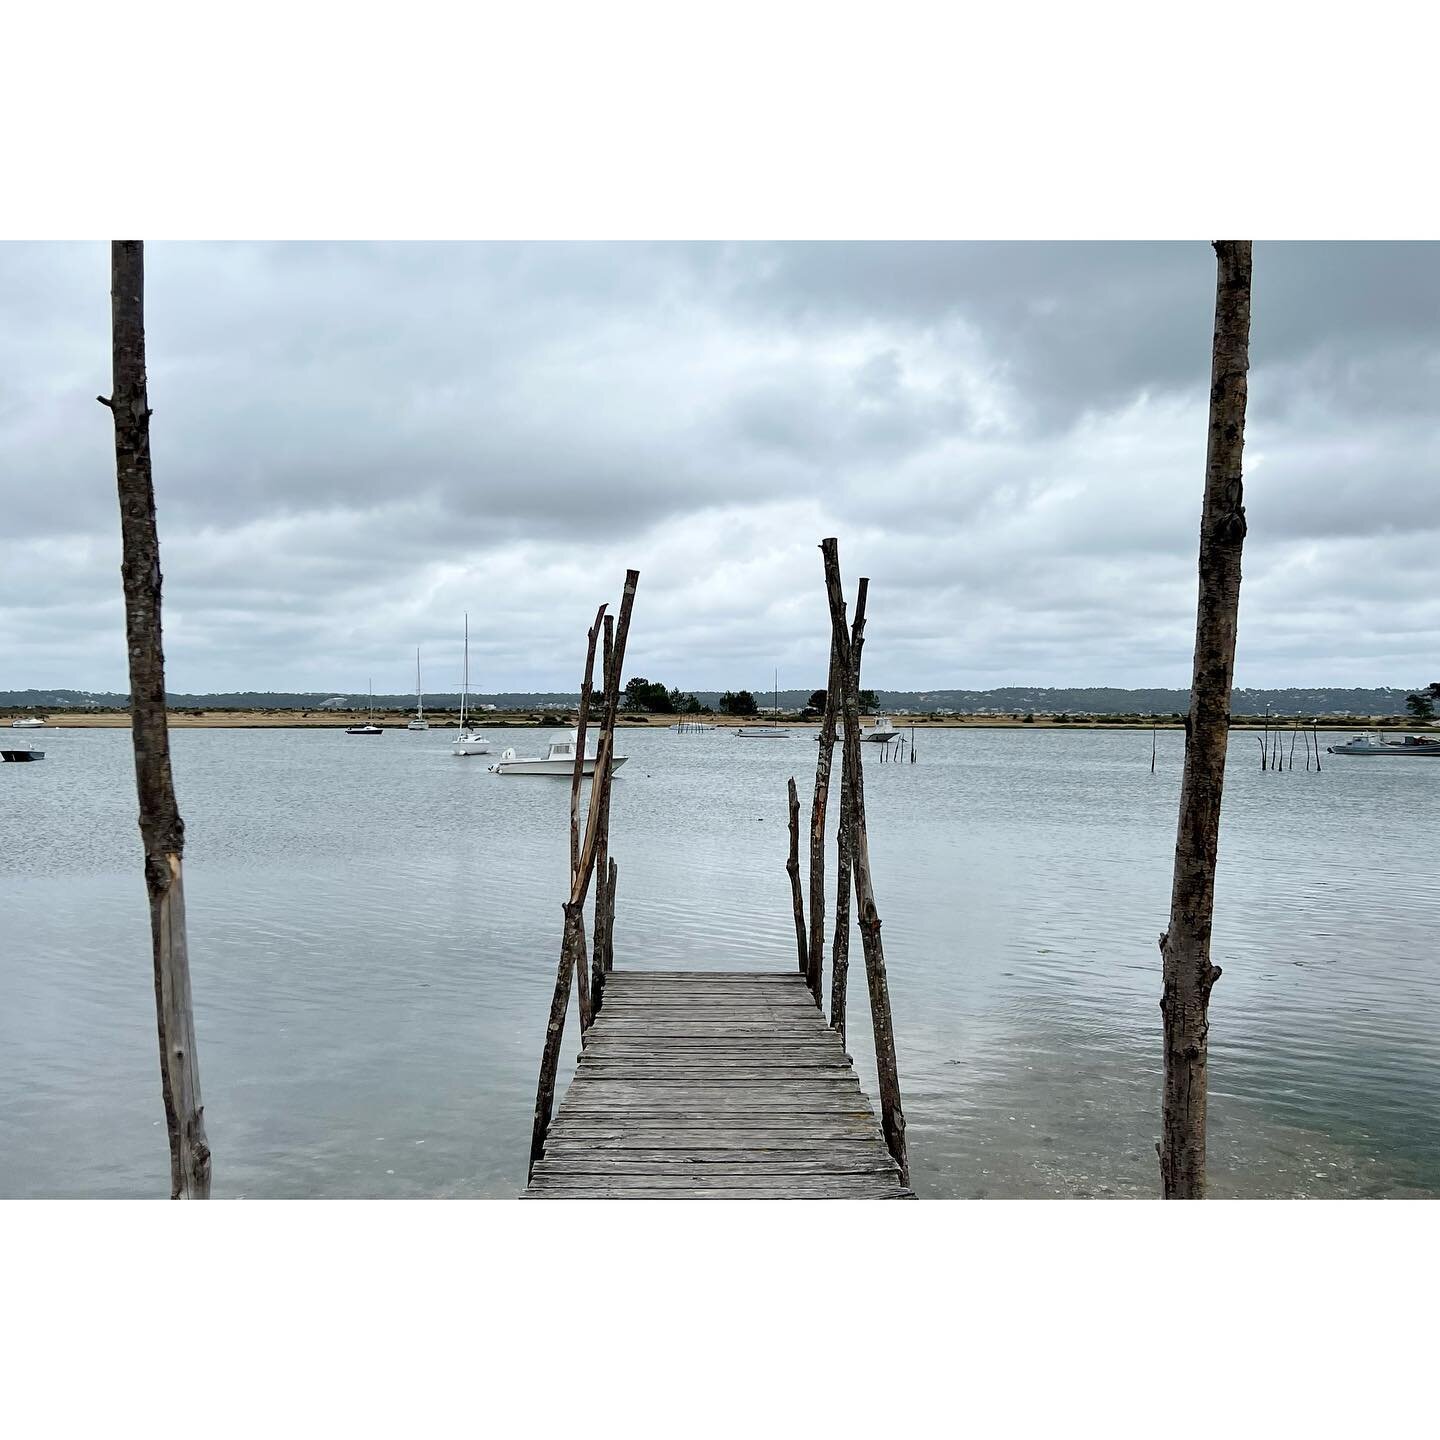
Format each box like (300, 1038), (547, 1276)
(806, 640), (842, 1003)
(590, 613), (616, 1014)
(786, 777), (809, 979)
(830, 731), (854, 1047)
(529, 571), (638, 1177)
(1158, 240), (1252, 1200)
(100, 241), (211, 1199)
(822, 540), (909, 1185)
(568, 605), (606, 1034)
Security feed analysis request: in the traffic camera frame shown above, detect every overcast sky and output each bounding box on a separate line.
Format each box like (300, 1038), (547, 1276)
(1, 242), (1436, 696)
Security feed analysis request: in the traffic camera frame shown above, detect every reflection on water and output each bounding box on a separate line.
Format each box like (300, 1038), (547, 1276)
(1, 724), (1436, 1198)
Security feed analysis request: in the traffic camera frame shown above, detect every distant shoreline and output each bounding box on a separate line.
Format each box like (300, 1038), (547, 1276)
(7, 709), (1434, 733)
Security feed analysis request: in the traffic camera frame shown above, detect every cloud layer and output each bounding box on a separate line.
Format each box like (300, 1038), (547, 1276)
(2, 242), (1436, 695)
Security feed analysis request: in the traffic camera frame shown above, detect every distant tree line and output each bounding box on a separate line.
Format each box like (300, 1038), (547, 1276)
(1405, 682), (1440, 721)
(622, 677), (708, 715)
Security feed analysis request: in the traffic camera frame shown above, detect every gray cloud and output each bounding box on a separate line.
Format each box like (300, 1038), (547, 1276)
(1, 241), (1436, 694)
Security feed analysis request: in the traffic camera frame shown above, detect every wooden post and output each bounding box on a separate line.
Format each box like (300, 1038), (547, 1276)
(830, 598), (864, 1048)
(1152, 724), (1158, 773)
(807, 643), (841, 1003)
(99, 241), (211, 1200)
(1313, 720), (1322, 772)
(591, 613), (616, 1014)
(1158, 241), (1252, 1200)
(569, 606), (605, 1034)
(530, 571), (638, 1177)
(604, 856), (618, 973)
(786, 776), (809, 980)
(822, 540), (909, 1186)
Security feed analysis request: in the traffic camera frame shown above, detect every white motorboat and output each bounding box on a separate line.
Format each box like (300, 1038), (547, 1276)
(1326, 731), (1440, 757)
(10, 717), (44, 729)
(346, 680), (384, 735)
(452, 613), (490, 756)
(489, 730), (627, 776)
(407, 648), (429, 730)
(862, 714), (899, 743)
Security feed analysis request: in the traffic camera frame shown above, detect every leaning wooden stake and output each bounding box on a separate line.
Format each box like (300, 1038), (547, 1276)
(822, 539), (909, 1185)
(1158, 241), (1252, 1200)
(530, 571), (638, 1177)
(806, 643), (842, 1002)
(591, 613), (616, 1013)
(830, 599), (863, 1046)
(99, 241), (211, 1199)
(568, 605), (606, 1033)
(786, 777), (809, 979)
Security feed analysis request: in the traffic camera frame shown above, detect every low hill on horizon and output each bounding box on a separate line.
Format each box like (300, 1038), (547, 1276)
(2, 684), (1425, 716)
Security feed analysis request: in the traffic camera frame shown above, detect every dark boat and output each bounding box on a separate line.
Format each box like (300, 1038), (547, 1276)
(2, 747), (44, 761)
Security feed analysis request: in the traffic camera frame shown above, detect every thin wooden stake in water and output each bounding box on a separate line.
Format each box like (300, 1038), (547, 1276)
(99, 241), (210, 1199)
(530, 572), (638, 1178)
(1158, 241), (1252, 1200)
(787, 776), (809, 981)
(822, 539), (909, 1186)
(591, 613), (616, 1013)
(569, 605), (606, 1033)
(807, 642), (841, 1003)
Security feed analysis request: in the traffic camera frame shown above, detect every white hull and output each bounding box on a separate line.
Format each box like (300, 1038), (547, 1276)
(10, 718), (44, 729)
(735, 727), (788, 739)
(1326, 731), (1440, 756)
(452, 732), (491, 756)
(490, 755), (627, 776)
(1327, 744), (1440, 756)
(407, 720), (429, 731)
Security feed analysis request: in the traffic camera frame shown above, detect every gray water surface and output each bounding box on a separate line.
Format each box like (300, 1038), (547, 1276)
(2, 725), (1437, 1198)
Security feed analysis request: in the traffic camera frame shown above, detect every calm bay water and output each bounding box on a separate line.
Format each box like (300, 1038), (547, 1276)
(2, 723), (1437, 1198)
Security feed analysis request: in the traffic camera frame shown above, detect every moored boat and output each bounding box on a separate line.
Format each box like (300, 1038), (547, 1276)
(1326, 731), (1440, 756)
(452, 612), (490, 755)
(2, 744), (44, 761)
(489, 730), (627, 776)
(10, 717), (44, 729)
(346, 680), (384, 734)
(407, 648), (429, 730)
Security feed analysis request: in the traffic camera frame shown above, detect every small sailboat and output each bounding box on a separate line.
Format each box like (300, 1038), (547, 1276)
(346, 681), (383, 735)
(452, 613), (490, 756)
(489, 730), (627, 776)
(407, 649), (429, 730)
(736, 668), (788, 738)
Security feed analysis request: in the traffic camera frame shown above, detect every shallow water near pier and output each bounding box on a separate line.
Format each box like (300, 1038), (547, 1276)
(2, 724), (1437, 1198)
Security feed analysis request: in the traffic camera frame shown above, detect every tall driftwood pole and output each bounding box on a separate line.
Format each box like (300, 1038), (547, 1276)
(568, 605), (606, 1033)
(100, 241), (211, 1199)
(530, 571), (638, 1177)
(806, 644), (841, 1004)
(591, 613), (616, 1012)
(822, 540), (909, 1185)
(1158, 240), (1252, 1200)
(786, 777), (809, 977)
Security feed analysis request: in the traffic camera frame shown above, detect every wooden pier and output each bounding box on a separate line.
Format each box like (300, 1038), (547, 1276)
(525, 971), (913, 1199)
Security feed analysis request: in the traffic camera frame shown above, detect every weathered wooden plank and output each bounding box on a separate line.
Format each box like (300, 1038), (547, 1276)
(526, 969), (910, 1199)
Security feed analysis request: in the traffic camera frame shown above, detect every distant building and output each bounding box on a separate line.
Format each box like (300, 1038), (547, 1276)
(319, 696), (351, 710)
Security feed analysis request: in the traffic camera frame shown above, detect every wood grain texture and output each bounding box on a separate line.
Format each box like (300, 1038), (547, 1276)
(524, 971), (914, 1200)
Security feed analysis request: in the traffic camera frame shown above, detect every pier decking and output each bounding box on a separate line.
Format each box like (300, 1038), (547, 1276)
(525, 971), (913, 1198)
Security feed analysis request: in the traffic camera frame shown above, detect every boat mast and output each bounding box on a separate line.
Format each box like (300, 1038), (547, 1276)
(460, 613), (469, 731)
(416, 647), (424, 722)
